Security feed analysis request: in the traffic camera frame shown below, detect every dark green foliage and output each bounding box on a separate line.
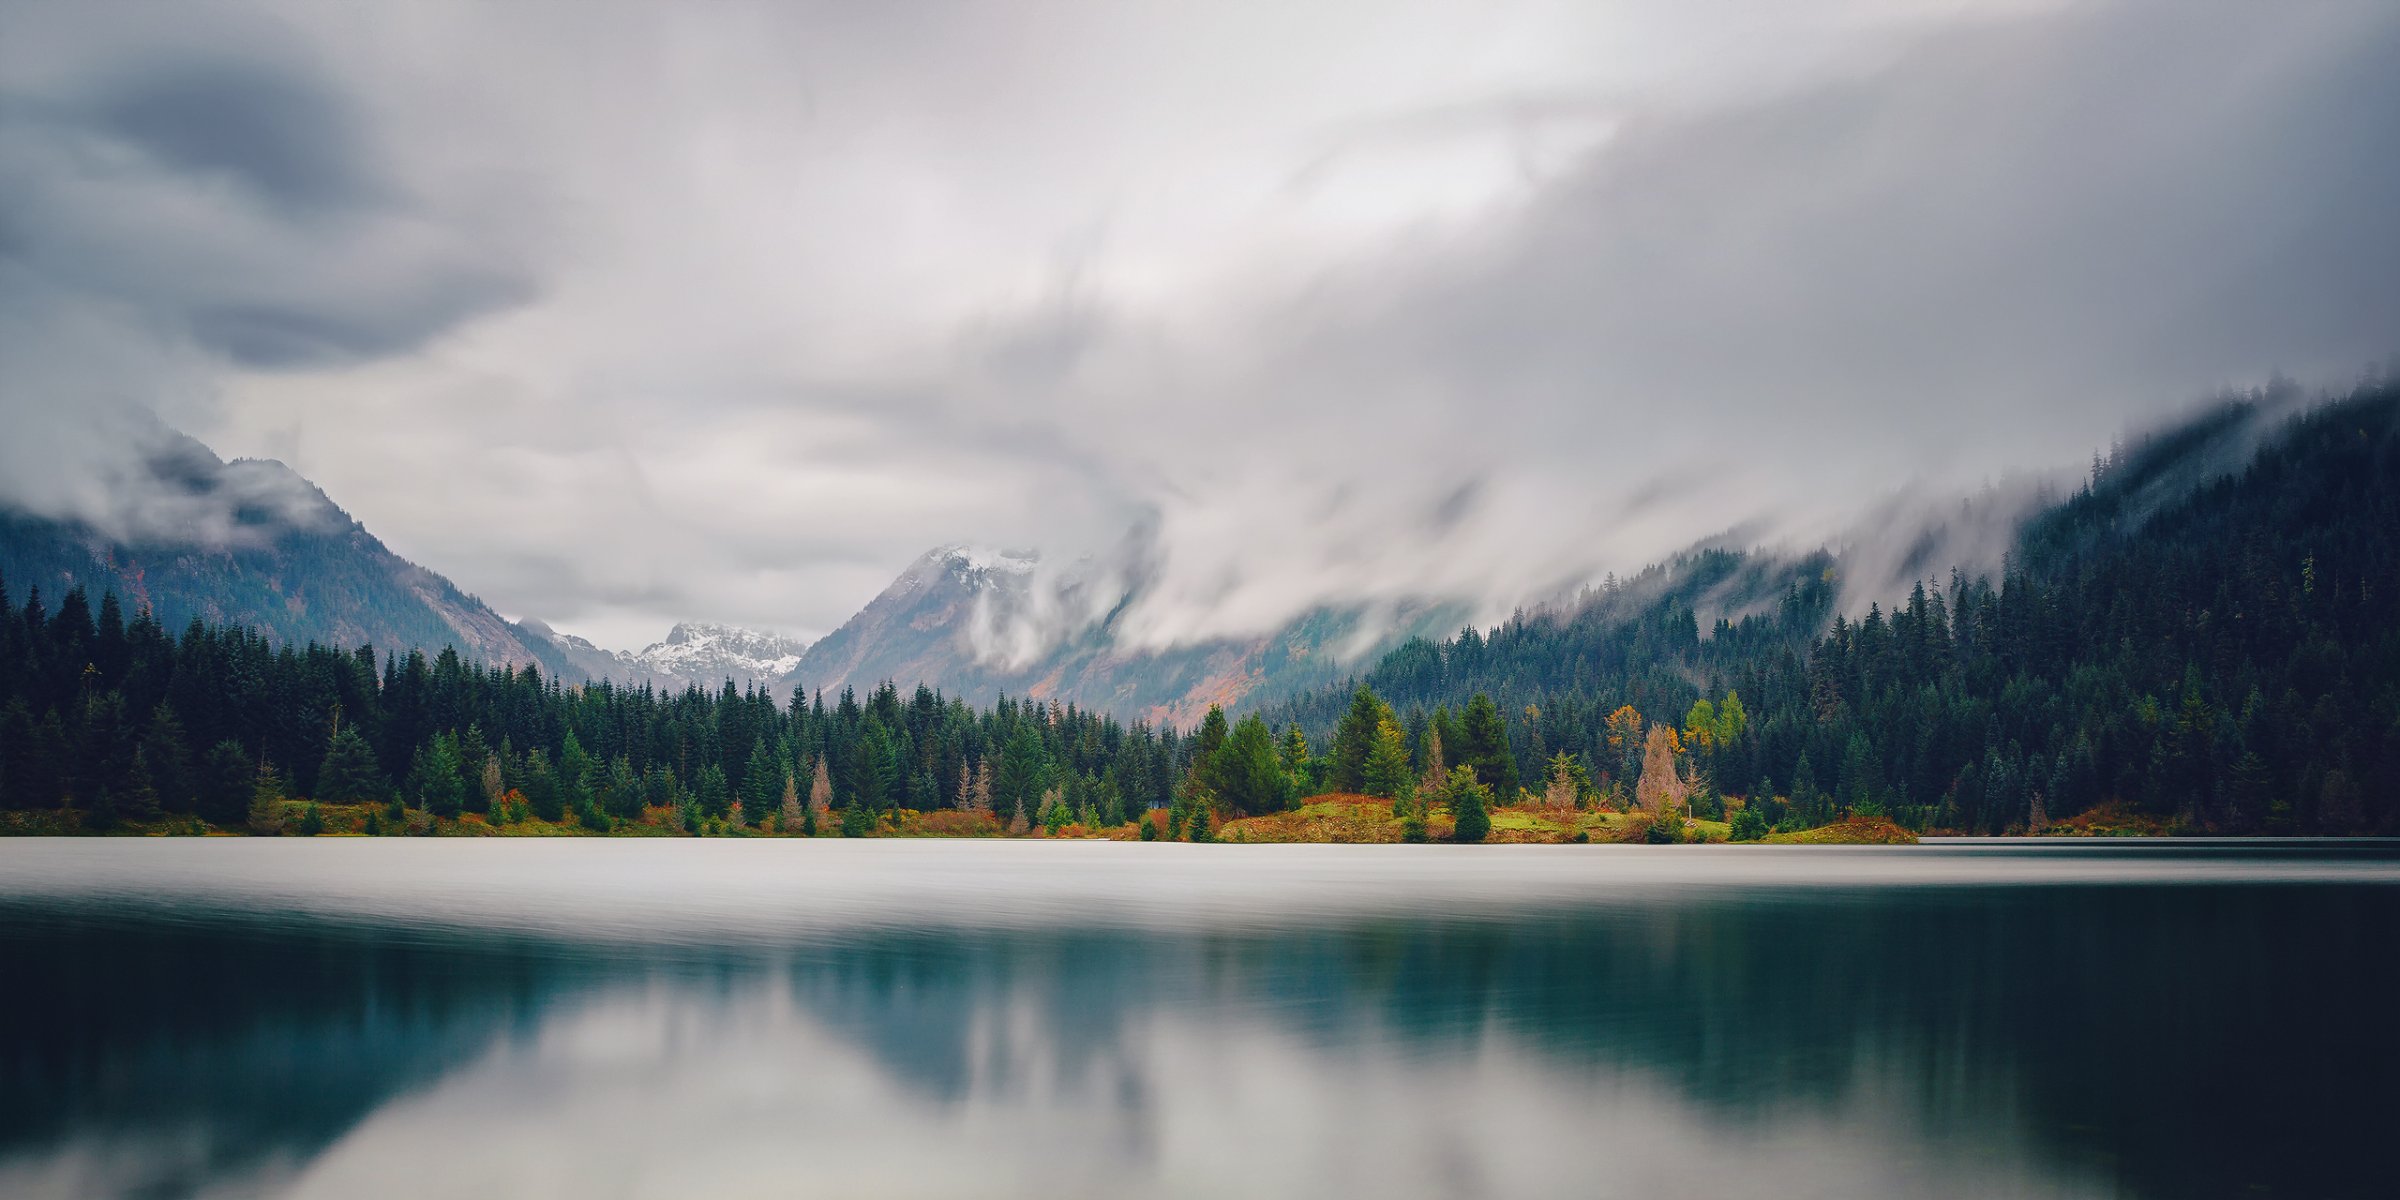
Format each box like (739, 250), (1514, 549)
(1191, 705), (1229, 768)
(1457, 693), (1518, 801)
(1, 383), (2392, 840)
(694, 764), (730, 822)
(1327, 685), (1387, 793)
(1205, 713), (1288, 816)
(1440, 766), (1491, 844)
(198, 741), (253, 825)
(139, 705), (192, 813)
(994, 723), (1046, 826)
(315, 726), (386, 805)
(0, 437), (586, 686)
(1729, 804), (1769, 842)
(741, 737), (781, 826)
(410, 733), (466, 818)
(1361, 716), (1413, 801)
(1265, 383), (2400, 836)
(1644, 810), (1688, 844)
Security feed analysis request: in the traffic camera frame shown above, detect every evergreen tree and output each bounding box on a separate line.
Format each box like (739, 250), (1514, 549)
(316, 725), (387, 805)
(1458, 693), (1518, 800)
(741, 737), (780, 826)
(139, 705), (193, 814)
(1328, 685), (1389, 793)
(1278, 724), (1319, 799)
(994, 724), (1046, 827)
(1210, 714), (1289, 816)
(1362, 716), (1414, 803)
(695, 763), (731, 822)
(123, 747), (161, 821)
(410, 733), (466, 818)
(1441, 766), (1491, 844)
(198, 740), (253, 826)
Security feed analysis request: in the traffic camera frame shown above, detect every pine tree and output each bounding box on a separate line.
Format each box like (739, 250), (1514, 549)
(742, 737), (780, 826)
(123, 747), (161, 821)
(1210, 714), (1289, 816)
(410, 733), (465, 818)
(1362, 716), (1414, 803)
(1190, 705), (1230, 774)
(1543, 751), (1590, 810)
(198, 740), (253, 826)
(1458, 693), (1518, 800)
(810, 754), (834, 818)
(1278, 724), (1317, 798)
(1441, 766), (1491, 844)
(696, 763), (731, 821)
(140, 704), (192, 814)
(995, 725), (1045, 827)
(780, 771), (803, 832)
(1328, 685), (1389, 793)
(316, 726), (386, 805)
(1417, 721), (1447, 796)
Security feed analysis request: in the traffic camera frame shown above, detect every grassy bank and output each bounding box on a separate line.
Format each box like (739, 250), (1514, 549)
(2, 797), (1914, 844)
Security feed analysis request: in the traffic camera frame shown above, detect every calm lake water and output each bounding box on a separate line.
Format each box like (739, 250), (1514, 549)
(1, 840), (2394, 1200)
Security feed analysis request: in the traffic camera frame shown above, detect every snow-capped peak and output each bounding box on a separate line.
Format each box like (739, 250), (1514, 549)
(624, 622), (810, 687)
(936, 544), (1039, 575)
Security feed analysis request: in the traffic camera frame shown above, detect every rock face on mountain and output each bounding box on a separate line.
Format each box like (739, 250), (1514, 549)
(613, 622), (811, 693)
(0, 438), (578, 678)
(783, 546), (1457, 726)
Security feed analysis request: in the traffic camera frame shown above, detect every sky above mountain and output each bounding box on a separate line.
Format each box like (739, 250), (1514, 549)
(3, 0), (2396, 652)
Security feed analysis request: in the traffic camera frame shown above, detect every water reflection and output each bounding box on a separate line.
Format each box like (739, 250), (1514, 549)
(1, 841), (2393, 1198)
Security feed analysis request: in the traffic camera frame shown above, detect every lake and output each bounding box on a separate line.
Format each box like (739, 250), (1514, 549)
(1, 839), (2394, 1199)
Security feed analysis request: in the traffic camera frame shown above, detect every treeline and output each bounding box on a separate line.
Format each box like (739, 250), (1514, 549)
(0, 583), (1223, 833)
(1266, 382), (2400, 834)
(4, 383), (2393, 838)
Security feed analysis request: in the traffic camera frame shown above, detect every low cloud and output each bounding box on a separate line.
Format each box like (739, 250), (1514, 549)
(2, 0), (2394, 653)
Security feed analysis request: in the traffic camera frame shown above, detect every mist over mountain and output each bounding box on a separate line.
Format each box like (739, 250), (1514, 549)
(780, 545), (1463, 726)
(4, 2), (2395, 658)
(0, 430), (578, 679)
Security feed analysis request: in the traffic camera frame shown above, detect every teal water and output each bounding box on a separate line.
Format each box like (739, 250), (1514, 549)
(1, 840), (2393, 1199)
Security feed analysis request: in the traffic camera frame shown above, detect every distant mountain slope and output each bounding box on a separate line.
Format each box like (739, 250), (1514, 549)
(529, 620), (809, 694)
(785, 546), (1460, 726)
(0, 435), (581, 678)
(1260, 382), (2400, 834)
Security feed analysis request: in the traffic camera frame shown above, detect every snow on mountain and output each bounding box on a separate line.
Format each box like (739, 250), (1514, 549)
(785, 543), (1457, 725)
(939, 543), (1039, 577)
(523, 619), (810, 692)
(630, 622), (810, 687)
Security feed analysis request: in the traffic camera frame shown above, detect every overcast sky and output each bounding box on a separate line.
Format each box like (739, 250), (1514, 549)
(3, 0), (2396, 652)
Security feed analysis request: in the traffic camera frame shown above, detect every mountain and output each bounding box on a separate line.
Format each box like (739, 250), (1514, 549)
(785, 545), (1460, 726)
(1259, 380), (2400, 834)
(0, 434), (582, 680)
(561, 621), (810, 694)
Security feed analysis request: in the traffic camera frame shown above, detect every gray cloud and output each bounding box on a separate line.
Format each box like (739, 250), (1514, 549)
(1, 0), (2393, 654)
(0, 0), (539, 542)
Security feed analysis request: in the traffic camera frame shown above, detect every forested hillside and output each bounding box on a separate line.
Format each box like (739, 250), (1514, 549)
(0, 436), (582, 682)
(0, 384), (2391, 838)
(1265, 382), (2400, 834)
(0, 582), (1196, 834)
(785, 545), (1463, 727)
